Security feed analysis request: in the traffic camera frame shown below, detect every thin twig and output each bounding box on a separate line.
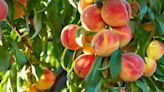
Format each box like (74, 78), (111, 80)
(6, 20), (33, 51)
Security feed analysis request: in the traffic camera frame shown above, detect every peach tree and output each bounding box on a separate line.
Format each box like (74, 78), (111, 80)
(0, 0), (164, 92)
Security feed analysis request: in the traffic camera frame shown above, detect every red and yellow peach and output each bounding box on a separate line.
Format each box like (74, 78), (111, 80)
(35, 68), (56, 90)
(144, 57), (157, 77)
(101, 0), (131, 27)
(74, 54), (95, 78)
(119, 52), (144, 82)
(61, 24), (81, 50)
(146, 40), (164, 60)
(91, 29), (119, 57)
(81, 4), (105, 32)
(113, 25), (132, 47)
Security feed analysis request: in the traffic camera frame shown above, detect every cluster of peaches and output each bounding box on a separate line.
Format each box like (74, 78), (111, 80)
(61, 0), (164, 83)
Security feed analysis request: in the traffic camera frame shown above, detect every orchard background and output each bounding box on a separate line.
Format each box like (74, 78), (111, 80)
(0, 0), (164, 92)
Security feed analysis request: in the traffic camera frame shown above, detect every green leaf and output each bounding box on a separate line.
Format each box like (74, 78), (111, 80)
(149, 0), (158, 13)
(32, 64), (43, 82)
(135, 80), (148, 92)
(30, 10), (42, 39)
(109, 49), (122, 81)
(0, 46), (10, 75)
(143, 77), (161, 91)
(138, 0), (147, 20)
(10, 64), (17, 92)
(109, 87), (124, 92)
(147, 7), (155, 20)
(32, 36), (43, 56)
(155, 14), (164, 34)
(129, 21), (136, 33)
(155, 63), (164, 76)
(8, 38), (27, 67)
(153, 75), (164, 82)
(85, 56), (103, 92)
(6, 0), (14, 22)
(128, 82), (141, 92)
(0, 71), (10, 91)
(16, 50), (27, 67)
(93, 79), (103, 92)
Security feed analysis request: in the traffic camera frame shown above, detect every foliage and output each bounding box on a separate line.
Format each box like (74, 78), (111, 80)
(0, 0), (164, 92)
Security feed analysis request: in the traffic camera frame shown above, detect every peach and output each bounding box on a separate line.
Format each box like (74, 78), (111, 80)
(142, 22), (153, 32)
(78, 0), (93, 14)
(0, 0), (8, 21)
(91, 29), (119, 57)
(113, 25), (132, 47)
(74, 54), (95, 78)
(146, 40), (164, 60)
(82, 45), (95, 55)
(14, 0), (27, 19)
(81, 4), (105, 32)
(119, 52), (144, 82)
(60, 24), (81, 50)
(35, 68), (56, 90)
(144, 57), (157, 77)
(101, 0), (131, 27)
(29, 86), (36, 92)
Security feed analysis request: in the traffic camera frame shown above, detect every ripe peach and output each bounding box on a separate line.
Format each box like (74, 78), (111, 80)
(91, 29), (119, 57)
(0, 0), (8, 21)
(60, 24), (81, 50)
(29, 86), (36, 92)
(81, 4), (105, 32)
(35, 68), (56, 90)
(144, 57), (157, 77)
(82, 45), (95, 55)
(119, 52), (144, 82)
(142, 22), (153, 32)
(113, 25), (132, 47)
(14, 0), (27, 19)
(101, 0), (131, 27)
(146, 40), (164, 60)
(78, 0), (93, 14)
(74, 54), (95, 78)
